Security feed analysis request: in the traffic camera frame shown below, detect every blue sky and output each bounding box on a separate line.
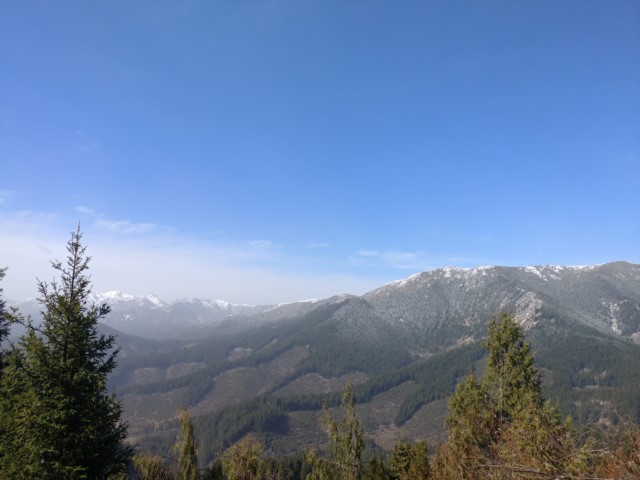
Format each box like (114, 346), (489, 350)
(1, 1), (639, 303)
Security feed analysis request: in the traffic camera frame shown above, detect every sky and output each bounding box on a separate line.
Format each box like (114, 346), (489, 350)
(1, 1), (639, 304)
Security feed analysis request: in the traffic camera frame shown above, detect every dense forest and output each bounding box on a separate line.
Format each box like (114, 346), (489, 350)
(132, 313), (640, 480)
(1, 231), (639, 479)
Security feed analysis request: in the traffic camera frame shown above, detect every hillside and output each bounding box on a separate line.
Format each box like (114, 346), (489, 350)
(92, 261), (640, 461)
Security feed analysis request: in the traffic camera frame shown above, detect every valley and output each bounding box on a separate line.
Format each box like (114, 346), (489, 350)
(71, 261), (640, 462)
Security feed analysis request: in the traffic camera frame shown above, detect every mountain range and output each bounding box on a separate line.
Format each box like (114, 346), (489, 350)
(11, 261), (640, 459)
(15, 261), (640, 343)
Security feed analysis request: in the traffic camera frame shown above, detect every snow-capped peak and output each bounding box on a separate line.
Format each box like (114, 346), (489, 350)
(385, 272), (424, 289)
(174, 297), (235, 310)
(522, 264), (600, 282)
(441, 266), (470, 278)
(91, 291), (136, 303)
(145, 294), (164, 307)
(89, 291), (166, 308)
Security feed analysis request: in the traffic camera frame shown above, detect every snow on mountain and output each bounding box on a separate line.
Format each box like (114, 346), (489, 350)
(360, 261), (640, 346)
(88, 292), (258, 313)
(89, 291), (168, 308)
(78, 262), (640, 342)
(13, 262), (639, 343)
(48, 292), (277, 339)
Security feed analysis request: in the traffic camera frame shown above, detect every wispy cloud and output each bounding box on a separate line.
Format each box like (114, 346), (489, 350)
(95, 219), (160, 235)
(1, 208), (498, 305)
(350, 248), (494, 271)
(73, 206), (170, 236)
(350, 249), (432, 270)
(0, 209), (380, 304)
(74, 206), (96, 215)
(0, 189), (17, 207)
(245, 239), (282, 250)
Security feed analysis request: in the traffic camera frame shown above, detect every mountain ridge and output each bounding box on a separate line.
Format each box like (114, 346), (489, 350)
(98, 260), (640, 457)
(14, 261), (639, 342)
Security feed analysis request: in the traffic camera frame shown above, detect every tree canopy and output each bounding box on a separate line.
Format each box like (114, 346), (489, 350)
(0, 227), (132, 479)
(433, 311), (590, 480)
(0, 267), (8, 371)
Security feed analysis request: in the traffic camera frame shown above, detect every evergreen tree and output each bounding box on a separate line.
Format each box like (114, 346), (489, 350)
(389, 441), (411, 479)
(0, 267), (8, 371)
(0, 267), (18, 476)
(175, 408), (199, 480)
(389, 440), (429, 480)
(133, 453), (175, 480)
(407, 441), (430, 479)
(0, 227), (132, 479)
(433, 311), (586, 480)
(482, 311), (542, 420)
(306, 382), (365, 480)
(221, 435), (265, 480)
(134, 407), (200, 480)
(363, 454), (386, 480)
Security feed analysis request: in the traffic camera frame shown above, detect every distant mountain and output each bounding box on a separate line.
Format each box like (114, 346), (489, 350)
(15, 261), (639, 344)
(104, 261), (640, 460)
(361, 261), (640, 346)
(14, 291), (277, 340)
(236, 261), (640, 349)
(96, 323), (187, 359)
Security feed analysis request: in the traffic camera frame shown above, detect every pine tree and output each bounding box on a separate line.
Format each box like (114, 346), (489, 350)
(482, 311), (542, 420)
(0, 267), (15, 475)
(433, 311), (585, 479)
(175, 407), (199, 480)
(407, 441), (430, 479)
(134, 408), (200, 480)
(132, 454), (175, 480)
(0, 227), (132, 479)
(364, 453), (386, 480)
(389, 440), (430, 480)
(389, 441), (412, 479)
(0, 267), (8, 370)
(222, 435), (265, 480)
(306, 382), (365, 480)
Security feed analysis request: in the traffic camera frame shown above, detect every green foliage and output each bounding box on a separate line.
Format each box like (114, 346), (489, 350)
(175, 408), (199, 480)
(388, 441), (429, 480)
(134, 407), (202, 480)
(221, 435), (265, 480)
(444, 373), (487, 453)
(434, 311), (589, 479)
(535, 327), (640, 424)
(0, 267), (7, 357)
(493, 391), (581, 478)
(132, 341), (486, 465)
(306, 383), (365, 480)
(363, 454), (386, 480)
(133, 453), (174, 480)
(0, 267), (9, 387)
(0, 227), (132, 479)
(482, 311), (542, 417)
(115, 299), (411, 403)
(130, 310), (640, 480)
(194, 395), (290, 459)
(392, 342), (485, 425)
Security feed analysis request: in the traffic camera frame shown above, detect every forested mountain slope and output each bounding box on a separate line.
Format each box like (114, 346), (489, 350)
(103, 262), (640, 459)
